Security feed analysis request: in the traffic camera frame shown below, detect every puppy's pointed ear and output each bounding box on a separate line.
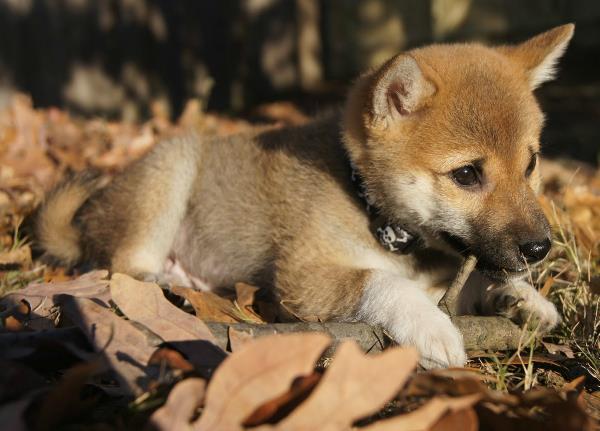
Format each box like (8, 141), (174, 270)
(500, 24), (574, 90)
(370, 55), (436, 122)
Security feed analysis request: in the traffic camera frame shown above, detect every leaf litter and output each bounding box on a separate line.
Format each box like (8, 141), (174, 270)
(0, 93), (598, 429)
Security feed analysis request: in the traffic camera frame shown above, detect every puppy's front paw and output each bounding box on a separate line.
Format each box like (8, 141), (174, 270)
(493, 281), (560, 333)
(392, 309), (466, 369)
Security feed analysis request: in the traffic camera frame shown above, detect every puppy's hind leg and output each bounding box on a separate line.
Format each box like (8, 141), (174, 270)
(89, 136), (200, 280)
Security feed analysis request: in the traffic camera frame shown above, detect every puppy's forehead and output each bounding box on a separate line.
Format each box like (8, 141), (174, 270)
(414, 45), (544, 153)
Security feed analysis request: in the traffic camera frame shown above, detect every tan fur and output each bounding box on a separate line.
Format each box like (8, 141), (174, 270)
(36, 25), (574, 368)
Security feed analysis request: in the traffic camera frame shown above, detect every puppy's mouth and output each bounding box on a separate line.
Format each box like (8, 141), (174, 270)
(439, 231), (527, 280)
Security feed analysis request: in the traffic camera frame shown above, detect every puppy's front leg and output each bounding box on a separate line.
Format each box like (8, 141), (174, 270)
(356, 270), (467, 369)
(481, 280), (560, 333)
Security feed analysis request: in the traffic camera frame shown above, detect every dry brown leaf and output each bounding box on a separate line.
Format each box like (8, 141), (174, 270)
(563, 375), (586, 393)
(0, 299), (31, 331)
(582, 392), (600, 423)
(3, 315), (26, 332)
(110, 273), (225, 370)
(243, 371), (322, 427)
(405, 374), (519, 406)
(501, 353), (564, 367)
(542, 341), (575, 359)
(235, 282), (265, 323)
(147, 378), (206, 431)
(171, 286), (239, 323)
(430, 405), (478, 431)
(33, 360), (104, 431)
(148, 347), (195, 372)
(429, 367), (494, 383)
(59, 295), (156, 396)
(0, 245), (31, 270)
(1, 270), (110, 330)
(477, 395), (594, 431)
(195, 333), (331, 430)
(266, 342), (419, 431)
(228, 326), (256, 352)
(2, 270), (109, 311)
(362, 395), (481, 431)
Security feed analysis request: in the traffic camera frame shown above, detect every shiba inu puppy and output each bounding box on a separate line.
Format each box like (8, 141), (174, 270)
(36, 24), (574, 368)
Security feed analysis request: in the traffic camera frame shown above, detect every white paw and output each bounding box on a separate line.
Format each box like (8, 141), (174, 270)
(391, 309), (467, 369)
(357, 271), (466, 370)
(492, 281), (560, 333)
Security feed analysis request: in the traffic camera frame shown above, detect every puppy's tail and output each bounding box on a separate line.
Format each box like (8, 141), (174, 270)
(35, 172), (103, 266)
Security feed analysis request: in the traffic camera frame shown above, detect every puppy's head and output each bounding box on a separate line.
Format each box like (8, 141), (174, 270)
(343, 24), (574, 280)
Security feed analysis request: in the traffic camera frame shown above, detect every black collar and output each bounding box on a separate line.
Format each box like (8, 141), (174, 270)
(349, 160), (423, 255)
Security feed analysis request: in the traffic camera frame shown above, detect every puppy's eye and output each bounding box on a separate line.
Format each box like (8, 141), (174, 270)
(525, 153), (537, 177)
(452, 165), (479, 187)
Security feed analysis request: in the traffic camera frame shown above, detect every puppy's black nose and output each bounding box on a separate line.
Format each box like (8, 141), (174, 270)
(519, 238), (551, 263)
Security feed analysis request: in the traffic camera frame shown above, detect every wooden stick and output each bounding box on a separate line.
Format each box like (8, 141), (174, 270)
(203, 255), (527, 354)
(439, 255), (478, 317)
(205, 317), (522, 353)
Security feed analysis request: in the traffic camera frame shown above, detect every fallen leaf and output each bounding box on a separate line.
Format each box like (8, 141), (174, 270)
(171, 286), (239, 323)
(110, 273), (225, 370)
(405, 374), (519, 406)
(563, 375), (586, 393)
(267, 342), (419, 431)
(243, 372), (322, 427)
(59, 295), (156, 396)
(1, 270), (110, 330)
(148, 347), (195, 373)
(235, 282), (265, 323)
(501, 353), (565, 367)
(195, 333), (331, 430)
(33, 360), (104, 431)
(581, 392), (600, 423)
(147, 378), (206, 431)
(431, 405), (478, 431)
(3, 315), (26, 332)
(477, 395), (594, 431)
(542, 341), (575, 359)
(228, 326), (256, 352)
(1, 299), (31, 331)
(362, 395), (481, 431)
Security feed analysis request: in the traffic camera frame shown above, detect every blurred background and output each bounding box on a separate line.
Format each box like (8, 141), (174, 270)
(0, 0), (598, 163)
